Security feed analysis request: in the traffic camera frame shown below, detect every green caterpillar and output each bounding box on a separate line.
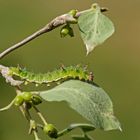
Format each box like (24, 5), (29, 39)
(9, 65), (94, 86)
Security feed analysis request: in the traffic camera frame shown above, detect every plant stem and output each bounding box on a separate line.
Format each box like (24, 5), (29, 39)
(19, 104), (42, 140)
(0, 87), (25, 115)
(19, 106), (31, 121)
(0, 8), (107, 60)
(33, 105), (48, 125)
(0, 14), (76, 60)
(57, 123), (95, 138)
(0, 97), (15, 112)
(0, 65), (23, 86)
(0, 26), (49, 59)
(33, 130), (41, 140)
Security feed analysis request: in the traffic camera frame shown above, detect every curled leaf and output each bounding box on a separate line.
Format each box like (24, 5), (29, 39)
(78, 3), (115, 54)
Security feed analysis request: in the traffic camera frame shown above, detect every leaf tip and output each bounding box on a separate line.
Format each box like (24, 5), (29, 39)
(85, 43), (96, 55)
(86, 51), (89, 56)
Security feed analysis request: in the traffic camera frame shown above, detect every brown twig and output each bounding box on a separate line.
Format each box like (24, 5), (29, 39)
(0, 13), (77, 60)
(0, 65), (23, 86)
(0, 8), (107, 60)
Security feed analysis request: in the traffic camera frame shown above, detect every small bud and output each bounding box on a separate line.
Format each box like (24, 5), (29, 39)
(22, 92), (32, 102)
(31, 95), (42, 105)
(25, 102), (32, 109)
(14, 95), (24, 106)
(69, 9), (78, 17)
(60, 27), (69, 38)
(60, 25), (74, 38)
(43, 124), (58, 138)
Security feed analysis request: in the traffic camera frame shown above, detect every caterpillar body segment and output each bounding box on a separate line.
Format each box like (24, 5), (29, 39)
(10, 65), (94, 85)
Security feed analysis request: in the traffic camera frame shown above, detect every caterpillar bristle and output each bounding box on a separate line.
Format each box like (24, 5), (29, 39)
(60, 64), (65, 71)
(88, 72), (94, 81)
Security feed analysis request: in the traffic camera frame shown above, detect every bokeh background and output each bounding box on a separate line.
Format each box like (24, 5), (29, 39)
(0, 0), (140, 140)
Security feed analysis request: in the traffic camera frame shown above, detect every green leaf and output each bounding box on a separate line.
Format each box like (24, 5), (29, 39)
(78, 3), (115, 54)
(39, 80), (121, 131)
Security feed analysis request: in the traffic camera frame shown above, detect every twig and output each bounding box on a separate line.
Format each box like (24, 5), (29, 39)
(0, 8), (107, 60)
(0, 97), (15, 112)
(0, 65), (23, 86)
(19, 105), (41, 139)
(33, 131), (41, 140)
(33, 105), (48, 125)
(19, 106), (31, 121)
(0, 14), (77, 60)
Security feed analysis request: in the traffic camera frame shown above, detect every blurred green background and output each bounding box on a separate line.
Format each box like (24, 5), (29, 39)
(0, 0), (140, 140)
